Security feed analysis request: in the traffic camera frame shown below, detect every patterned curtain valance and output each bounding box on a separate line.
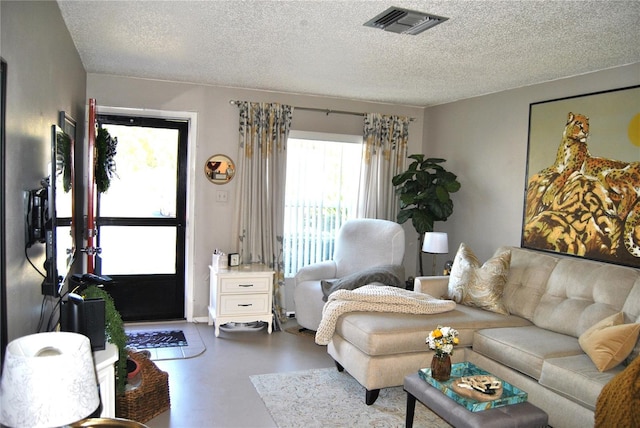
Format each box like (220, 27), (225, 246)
(238, 102), (293, 157)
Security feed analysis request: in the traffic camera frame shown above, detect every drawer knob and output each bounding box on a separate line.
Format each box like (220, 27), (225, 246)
(239, 284), (253, 287)
(238, 303), (253, 307)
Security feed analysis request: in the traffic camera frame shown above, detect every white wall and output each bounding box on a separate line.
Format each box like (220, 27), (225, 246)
(86, 74), (425, 318)
(1, 1), (87, 341)
(423, 63), (640, 267)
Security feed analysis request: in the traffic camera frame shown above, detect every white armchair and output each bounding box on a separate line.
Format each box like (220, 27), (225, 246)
(293, 218), (406, 331)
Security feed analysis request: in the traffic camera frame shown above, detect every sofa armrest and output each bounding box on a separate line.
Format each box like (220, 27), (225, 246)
(294, 260), (337, 285)
(414, 276), (450, 298)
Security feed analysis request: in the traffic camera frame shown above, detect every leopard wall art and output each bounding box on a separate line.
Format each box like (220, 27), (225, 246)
(525, 112), (640, 263)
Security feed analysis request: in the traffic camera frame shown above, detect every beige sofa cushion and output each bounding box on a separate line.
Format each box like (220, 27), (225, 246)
(473, 326), (583, 379)
(539, 354), (621, 411)
(578, 312), (640, 371)
(334, 304), (532, 357)
(501, 247), (558, 321)
(533, 257), (640, 338)
(622, 282), (640, 364)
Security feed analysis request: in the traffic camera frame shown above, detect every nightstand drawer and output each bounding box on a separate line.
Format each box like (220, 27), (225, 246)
(220, 276), (270, 293)
(219, 294), (270, 315)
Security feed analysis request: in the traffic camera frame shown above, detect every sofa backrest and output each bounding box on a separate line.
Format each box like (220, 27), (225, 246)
(622, 281), (640, 362)
(501, 246), (559, 322)
(333, 219), (405, 278)
(532, 255), (640, 338)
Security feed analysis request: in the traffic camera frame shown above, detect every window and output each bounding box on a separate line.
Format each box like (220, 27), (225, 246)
(283, 132), (362, 277)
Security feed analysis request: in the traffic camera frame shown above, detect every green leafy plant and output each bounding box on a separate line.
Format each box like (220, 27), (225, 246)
(82, 285), (128, 394)
(392, 154), (461, 275)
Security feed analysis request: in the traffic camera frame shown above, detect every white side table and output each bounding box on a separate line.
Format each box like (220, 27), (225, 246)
(208, 264), (275, 337)
(93, 343), (118, 418)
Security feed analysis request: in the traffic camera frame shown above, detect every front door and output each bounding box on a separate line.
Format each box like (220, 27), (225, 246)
(95, 115), (188, 321)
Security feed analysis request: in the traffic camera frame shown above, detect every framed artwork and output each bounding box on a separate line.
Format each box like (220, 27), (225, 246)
(522, 85), (640, 267)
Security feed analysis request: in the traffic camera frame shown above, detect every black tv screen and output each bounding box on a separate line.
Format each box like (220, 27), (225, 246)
(41, 125), (75, 297)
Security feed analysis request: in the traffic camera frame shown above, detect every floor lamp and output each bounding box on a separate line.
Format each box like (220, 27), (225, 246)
(422, 232), (449, 275)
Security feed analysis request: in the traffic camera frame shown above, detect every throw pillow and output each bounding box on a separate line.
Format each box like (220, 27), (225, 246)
(320, 265), (404, 301)
(447, 243), (511, 315)
(579, 312), (640, 372)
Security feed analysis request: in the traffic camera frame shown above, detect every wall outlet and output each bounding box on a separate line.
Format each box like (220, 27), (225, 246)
(216, 190), (228, 202)
(286, 311), (296, 318)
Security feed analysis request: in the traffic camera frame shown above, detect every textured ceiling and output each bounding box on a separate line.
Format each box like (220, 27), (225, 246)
(57, 0), (640, 107)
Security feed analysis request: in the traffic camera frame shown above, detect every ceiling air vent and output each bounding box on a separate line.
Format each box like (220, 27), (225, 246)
(364, 7), (448, 35)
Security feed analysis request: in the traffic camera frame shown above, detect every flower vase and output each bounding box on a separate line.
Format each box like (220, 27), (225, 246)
(431, 354), (452, 381)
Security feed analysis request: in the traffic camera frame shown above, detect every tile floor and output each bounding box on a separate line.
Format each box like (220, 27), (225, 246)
(125, 320), (334, 428)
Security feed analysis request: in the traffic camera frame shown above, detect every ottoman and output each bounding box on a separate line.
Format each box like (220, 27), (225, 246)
(403, 373), (548, 428)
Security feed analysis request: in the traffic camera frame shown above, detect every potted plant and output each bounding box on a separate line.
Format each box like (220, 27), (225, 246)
(392, 154), (461, 276)
(82, 285), (128, 394)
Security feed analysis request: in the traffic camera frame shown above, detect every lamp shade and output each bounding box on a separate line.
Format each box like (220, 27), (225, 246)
(422, 232), (449, 254)
(0, 332), (100, 428)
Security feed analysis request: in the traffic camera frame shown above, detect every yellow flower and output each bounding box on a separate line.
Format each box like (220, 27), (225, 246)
(427, 325), (460, 356)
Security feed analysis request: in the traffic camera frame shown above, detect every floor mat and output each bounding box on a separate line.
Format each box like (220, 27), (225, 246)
(126, 330), (188, 349)
(125, 322), (206, 361)
(282, 319), (315, 340)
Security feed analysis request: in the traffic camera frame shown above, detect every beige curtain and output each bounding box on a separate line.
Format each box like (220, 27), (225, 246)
(233, 102), (293, 323)
(357, 113), (410, 219)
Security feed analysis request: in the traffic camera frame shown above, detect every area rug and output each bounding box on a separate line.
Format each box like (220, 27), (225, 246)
(250, 367), (451, 427)
(126, 330), (188, 349)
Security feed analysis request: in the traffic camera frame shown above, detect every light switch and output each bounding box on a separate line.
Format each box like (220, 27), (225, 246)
(216, 190), (228, 202)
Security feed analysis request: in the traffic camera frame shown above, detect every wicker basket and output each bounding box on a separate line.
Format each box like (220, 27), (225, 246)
(116, 351), (170, 424)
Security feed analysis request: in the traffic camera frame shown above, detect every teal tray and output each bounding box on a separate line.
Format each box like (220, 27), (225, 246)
(419, 362), (528, 412)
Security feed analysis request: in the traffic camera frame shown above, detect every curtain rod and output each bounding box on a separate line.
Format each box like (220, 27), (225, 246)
(229, 100), (415, 122)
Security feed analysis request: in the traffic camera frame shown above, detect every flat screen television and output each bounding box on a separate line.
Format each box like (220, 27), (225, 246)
(40, 124), (75, 296)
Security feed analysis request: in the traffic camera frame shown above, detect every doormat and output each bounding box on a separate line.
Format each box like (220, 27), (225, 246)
(126, 330), (188, 349)
(281, 319), (315, 339)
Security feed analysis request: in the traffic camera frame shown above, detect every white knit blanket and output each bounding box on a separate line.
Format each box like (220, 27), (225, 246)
(315, 284), (456, 345)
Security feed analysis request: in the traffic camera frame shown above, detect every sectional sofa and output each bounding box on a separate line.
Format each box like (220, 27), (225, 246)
(326, 246), (640, 428)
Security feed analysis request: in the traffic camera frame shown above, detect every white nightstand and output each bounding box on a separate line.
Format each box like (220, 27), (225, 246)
(208, 264), (275, 337)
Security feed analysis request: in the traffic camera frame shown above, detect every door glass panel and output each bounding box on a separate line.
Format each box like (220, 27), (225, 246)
(99, 125), (178, 218)
(56, 225), (73, 277)
(100, 226), (176, 274)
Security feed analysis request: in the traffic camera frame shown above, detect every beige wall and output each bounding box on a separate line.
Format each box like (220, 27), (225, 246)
(2, 0), (637, 330)
(86, 74), (425, 318)
(1, 1), (87, 341)
(423, 63), (640, 269)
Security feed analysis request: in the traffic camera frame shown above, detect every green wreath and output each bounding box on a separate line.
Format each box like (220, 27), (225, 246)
(95, 126), (118, 193)
(56, 131), (72, 193)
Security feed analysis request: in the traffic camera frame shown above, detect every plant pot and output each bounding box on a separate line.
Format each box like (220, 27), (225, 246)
(126, 358), (142, 390)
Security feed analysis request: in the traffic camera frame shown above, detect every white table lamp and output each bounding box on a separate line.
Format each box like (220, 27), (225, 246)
(422, 232), (449, 275)
(0, 331), (100, 428)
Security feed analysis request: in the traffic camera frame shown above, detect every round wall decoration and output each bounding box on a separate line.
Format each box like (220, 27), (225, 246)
(205, 154), (235, 184)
